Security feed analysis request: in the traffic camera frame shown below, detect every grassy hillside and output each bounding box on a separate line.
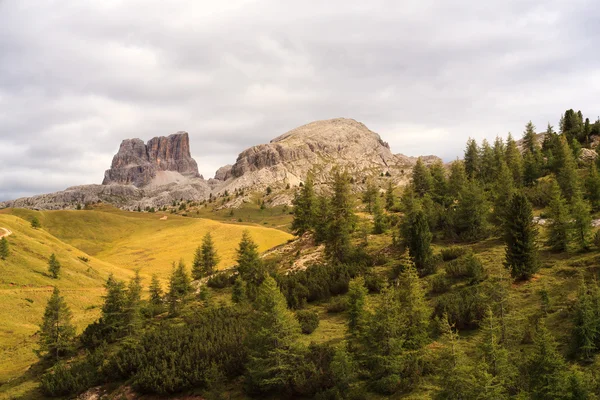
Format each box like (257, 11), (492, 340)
(0, 206), (292, 399)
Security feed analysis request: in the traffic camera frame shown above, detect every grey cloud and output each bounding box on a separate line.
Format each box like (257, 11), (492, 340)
(1, 0), (600, 200)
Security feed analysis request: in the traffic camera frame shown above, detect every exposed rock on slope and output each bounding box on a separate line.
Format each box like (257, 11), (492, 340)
(103, 132), (200, 187)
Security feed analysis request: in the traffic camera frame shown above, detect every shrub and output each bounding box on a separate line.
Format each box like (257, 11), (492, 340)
(296, 310), (320, 334)
(206, 272), (235, 289)
(440, 246), (467, 262)
(364, 273), (386, 294)
(433, 286), (488, 330)
(445, 252), (485, 282)
(430, 273), (450, 294)
(326, 297), (348, 314)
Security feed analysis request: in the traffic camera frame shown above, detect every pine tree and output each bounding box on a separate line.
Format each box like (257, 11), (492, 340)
(385, 181), (396, 211)
(464, 138), (480, 180)
(167, 259), (191, 314)
(573, 279), (598, 360)
(448, 160), (468, 199)
(372, 195), (387, 234)
(39, 287), (75, 360)
(523, 121), (538, 154)
(452, 180), (489, 241)
(0, 237), (8, 260)
(291, 172), (316, 235)
(347, 277), (368, 335)
(492, 136), (506, 173)
(492, 161), (515, 227)
(47, 253), (61, 279)
(326, 169), (355, 264)
(245, 276), (301, 394)
(436, 315), (474, 398)
(504, 192), (539, 280)
(148, 274), (163, 315)
(125, 270), (142, 334)
(313, 195), (330, 244)
(404, 209), (433, 275)
(362, 179), (378, 212)
(101, 275), (128, 338)
(546, 178), (571, 252)
(505, 133), (524, 187)
(231, 276), (246, 304)
(527, 319), (566, 399)
(523, 149), (542, 186)
(236, 231), (265, 299)
(397, 263), (430, 349)
(412, 157), (433, 196)
(429, 159), (449, 205)
(192, 232), (220, 280)
(479, 139), (496, 185)
(585, 164), (600, 211)
(555, 135), (580, 202)
(571, 193), (592, 251)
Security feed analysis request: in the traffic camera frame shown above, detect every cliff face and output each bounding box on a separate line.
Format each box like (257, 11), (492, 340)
(103, 132), (199, 187)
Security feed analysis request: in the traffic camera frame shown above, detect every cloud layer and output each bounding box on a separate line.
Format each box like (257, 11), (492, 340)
(1, 0), (599, 200)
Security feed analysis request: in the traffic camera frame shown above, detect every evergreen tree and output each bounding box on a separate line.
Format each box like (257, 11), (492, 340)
(148, 274), (163, 315)
(572, 279), (598, 360)
(523, 149), (542, 186)
(571, 193), (592, 251)
(31, 216), (41, 229)
(527, 319), (566, 399)
(452, 180), (489, 241)
(430, 159), (449, 205)
(505, 133), (524, 187)
(245, 276), (301, 394)
(192, 232), (220, 279)
(167, 260), (191, 314)
(412, 157), (433, 196)
(404, 209), (433, 275)
(362, 179), (378, 213)
(464, 138), (480, 180)
(542, 124), (560, 173)
(101, 274), (128, 337)
(523, 121), (538, 154)
(492, 161), (515, 227)
(584, 163), (600, 211)
(231, 276), (246, 304)
(347, 277), (368, 336)
(398, 263), (430, 349)
(372, 195), (387, 234)
(325, 169), (355, 264)
(125, 270), (142, 334)
(39, 287), (75, 360)
(448, 160), (468, 199)
(479, 139), (496, 185)
(47, 253), (61, 279)
(555, 135), (580, 202)
(313, 195), (330, 244)
(291, 172), (316, 235)
(385, 181), (396, 211)
(492, 136), (506, 174)
(436, 315), (474, 399)
(504, 192), (539, 280)
(0, 237), (8, 260)
(236, 231), (265, 299)
(546, 179), (571, 252)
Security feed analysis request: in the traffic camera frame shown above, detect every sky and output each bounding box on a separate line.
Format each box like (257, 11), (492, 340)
(1, 0), (600, 201)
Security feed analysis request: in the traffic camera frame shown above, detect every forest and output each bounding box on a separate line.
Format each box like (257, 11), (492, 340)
(28, 109), (600, 399)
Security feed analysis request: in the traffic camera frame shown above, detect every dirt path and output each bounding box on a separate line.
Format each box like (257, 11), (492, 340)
(0, 227), (12, 238)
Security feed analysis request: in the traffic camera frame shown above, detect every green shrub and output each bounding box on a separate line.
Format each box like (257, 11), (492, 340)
(364, 273), (386, 294)
(433, 286), (488, 330)
(296, 310), (320, 334)
(430, 273), (450, 294)
(326, 297), (348, 314)
(445, 252), (485, 283)
(440, 246), (467, 261)
(206, 272), (235, 289)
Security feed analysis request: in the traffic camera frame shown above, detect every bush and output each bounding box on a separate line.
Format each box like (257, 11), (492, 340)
(440, 246), (467, 262)
(433, 286), (488, 330)
(296, 310), (320, 334)
(430, 273), (450, 294)
(445, 252), (485, 283)
(326, 297), (348, 314)
(206, 272), (235, 289)
(364, 273), (386, 294)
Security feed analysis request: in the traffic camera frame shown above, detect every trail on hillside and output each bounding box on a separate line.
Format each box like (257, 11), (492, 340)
(0, 228), (12, 238)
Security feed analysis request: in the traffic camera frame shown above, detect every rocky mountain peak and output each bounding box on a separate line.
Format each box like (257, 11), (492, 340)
(103, 132), (200, 187)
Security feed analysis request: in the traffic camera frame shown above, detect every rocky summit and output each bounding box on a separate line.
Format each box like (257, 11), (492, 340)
(103, 132), (200, 187)
(0, 118), (437, 210)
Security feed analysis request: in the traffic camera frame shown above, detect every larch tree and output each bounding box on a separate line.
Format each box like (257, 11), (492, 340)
(236, 230), (265, 300)
(101, 274), (128, 338)
(492, 161), (515, 227)
(570, 193), (592, 251)
(505, 133), (524, 187)
(412, 157), (433, 196)
(39, 287), (75, 360)
(448, 160), (468, 199)
(362, 178), (378, 213)
(167, 259), (192, 314)
(325, 169), (355, 264)
(546, 178), (571, 252)
(504, 192), (539, 280)
(291, 172), (316, 235)
(522, 121), (538, 154)
(148, 274), (164, 315)
(430, 159), (449, 205)
(47, 253), (61, 279)
(464, 138), (480, 181)
(125, 270), (143, 334)
(192, 232), (220, 280)
(584, 163), (600, 211)
(555, 135), (580, 202)
(385, 181), (396, 211)
(372, 195), (387, 234)
(527, 319), (567, 399)
(404, 209), (433, 275)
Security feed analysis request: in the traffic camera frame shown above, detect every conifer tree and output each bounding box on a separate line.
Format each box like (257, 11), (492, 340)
(0, 237), (8, 260)
(362, 179), (378, 213)
(523, 150), (542, 186)
(291, 172), (316, 235)
(584, 164), (600, 211)
(492, 161), (515, 227)
(125, 270), (142, 334)
(236, 231), (265, 299)
(326, 169), (355, 264)
(479, 139), (496, 185)
(527, 319), (566, 399)
(492, 136), (506, 173)
(448, 160), (468, 199)
(412, 157), (433, 196)
(404, 209), (433, 275)
(546, 179), (571, 252)
(167, 260), (191, 314)
(436, 315), (474, 398)
(313, 195), (330, 244)
(555, 135), (580, 202)
(231, 276), (246, 304)
(39, 287), (75, 360)
(148, 274), (163, 315)
(523, 121), (538, 154)
(504, 192), (539, 280)
(31, 216), (41, 229)
(372, 195), (387, 234)
(47, 253), (61, 279)
(464, 138), (480, 180)
(192, 232), (220, 279)
(571, 193), (592, 251)
(398, 263), (430, 349)
(505, 133), (524, 187)
(429, 160), (449, 205)
(347, 277), (368, 336)
(385, 181), (396, 211)
(101, 274), (128, 338)
(573, 279), (598, 360)
(245, 276), (301, 394)
(452, 180), (489, 241)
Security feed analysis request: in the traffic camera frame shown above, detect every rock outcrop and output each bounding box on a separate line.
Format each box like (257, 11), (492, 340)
(103, 132), (199, 187)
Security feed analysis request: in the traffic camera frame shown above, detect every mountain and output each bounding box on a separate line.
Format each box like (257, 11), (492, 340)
(0, 118), (438, 210)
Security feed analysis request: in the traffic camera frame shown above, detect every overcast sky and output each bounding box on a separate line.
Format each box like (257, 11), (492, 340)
(1, 0), (599, 200)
